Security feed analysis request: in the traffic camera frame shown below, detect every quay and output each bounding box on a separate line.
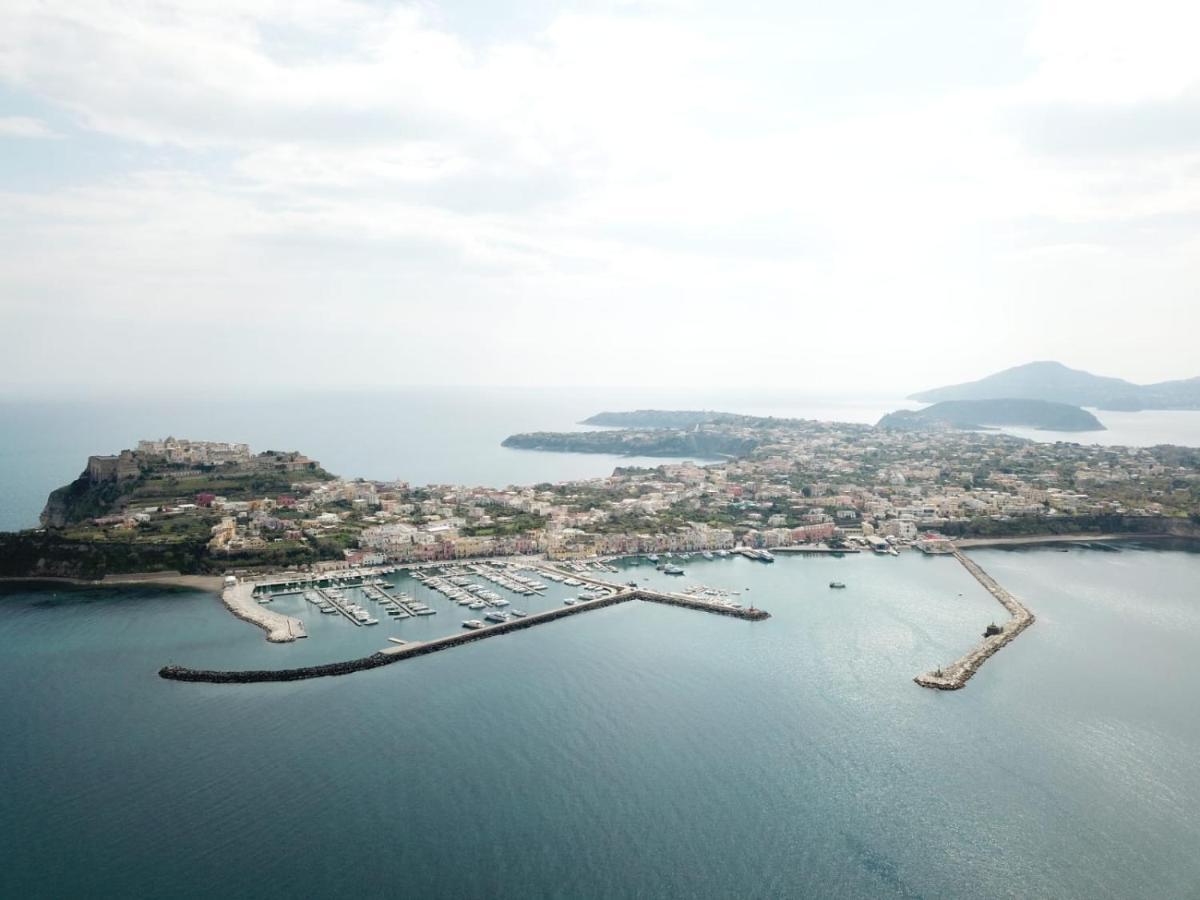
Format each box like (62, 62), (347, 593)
(159, 587), (768, 684)
(222, 581), (306, 643)
(770, 546), (861, 555)
(914, 550), (1034, 691)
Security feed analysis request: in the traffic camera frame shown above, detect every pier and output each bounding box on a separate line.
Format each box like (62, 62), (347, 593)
(914, 550), (1035, 691)
(222, 581), (307, 643)
(159, 587), (768, 684)
(770, 546), (861, 554)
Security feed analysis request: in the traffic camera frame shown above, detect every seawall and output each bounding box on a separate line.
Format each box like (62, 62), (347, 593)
(160, 588), (767, 684)
(222, 582), (306, 643)
(914, 550), (1035, 691)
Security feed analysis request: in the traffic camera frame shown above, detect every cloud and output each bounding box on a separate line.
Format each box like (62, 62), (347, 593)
(0, 0), (1199, 391)
(0, 116), (60, 138)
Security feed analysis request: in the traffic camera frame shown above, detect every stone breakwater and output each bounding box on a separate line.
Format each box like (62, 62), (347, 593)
(914, 550), (1035, 691)
(223, 581), (306, 643)
(160, 589), (768, 684)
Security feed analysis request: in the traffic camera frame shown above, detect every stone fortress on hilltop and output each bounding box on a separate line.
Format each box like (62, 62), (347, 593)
(84, 438), (312, 485)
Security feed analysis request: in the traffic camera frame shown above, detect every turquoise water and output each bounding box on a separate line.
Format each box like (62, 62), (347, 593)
(3, 545), (1199, 898)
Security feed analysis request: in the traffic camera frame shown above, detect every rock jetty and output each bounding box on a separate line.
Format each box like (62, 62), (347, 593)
(914, 550), (1035, 691)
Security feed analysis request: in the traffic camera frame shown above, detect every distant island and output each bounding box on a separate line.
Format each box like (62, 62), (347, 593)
(910, 360), (1200, 411)
(502, 428), (757, 458)
(583, 410), (728, 428)
(877, 399), (1105, 433)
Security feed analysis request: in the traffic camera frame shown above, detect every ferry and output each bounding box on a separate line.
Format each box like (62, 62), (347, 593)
(462, 619), (485, 630)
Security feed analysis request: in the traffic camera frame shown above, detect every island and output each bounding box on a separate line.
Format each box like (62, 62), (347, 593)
(876, 399), (1105, 432)
(501, 428), (757, 458)
(4, 421), (1198, 690)
(4, 420), (1198, 587)
(582, 410), (729, 428)
(909, 360), (1200, 411)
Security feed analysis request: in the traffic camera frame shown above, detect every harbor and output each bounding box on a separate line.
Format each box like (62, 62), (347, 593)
(208, 548), (1030, 691)
(160, 584), (768, 683)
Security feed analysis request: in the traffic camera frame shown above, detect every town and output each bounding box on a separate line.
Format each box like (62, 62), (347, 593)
(19, 416), (1195, 581)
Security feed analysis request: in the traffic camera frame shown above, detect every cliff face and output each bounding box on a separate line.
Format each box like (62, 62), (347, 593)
(0, 531), (212, 579)
(39, 473), (123, 528)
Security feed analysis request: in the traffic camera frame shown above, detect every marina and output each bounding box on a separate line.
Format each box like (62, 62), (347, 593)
(161, 583), (769, 684)
(217, 548), (1031, 693)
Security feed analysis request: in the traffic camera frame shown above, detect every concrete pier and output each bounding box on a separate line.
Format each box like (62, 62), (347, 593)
(160, 587), (768, 684)
(222, 581), (306, 643)
(914, 551), (1034, 691)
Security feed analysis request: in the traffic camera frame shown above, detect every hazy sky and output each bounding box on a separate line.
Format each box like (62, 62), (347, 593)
(2, 0), (1198, 396)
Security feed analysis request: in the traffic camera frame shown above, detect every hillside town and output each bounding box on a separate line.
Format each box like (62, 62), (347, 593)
(115, 421), (1198, 569)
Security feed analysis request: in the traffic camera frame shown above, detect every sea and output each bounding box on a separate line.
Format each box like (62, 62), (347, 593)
(4, 389), (1200, 898)
(3, 387), (1200, 532)
(2, 544), (1199, 898)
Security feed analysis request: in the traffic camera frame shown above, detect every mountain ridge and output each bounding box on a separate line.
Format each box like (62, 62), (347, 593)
(910, 361), (1200, 411)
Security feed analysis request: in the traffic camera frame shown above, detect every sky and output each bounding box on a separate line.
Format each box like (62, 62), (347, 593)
(1, 0), (1198, 397)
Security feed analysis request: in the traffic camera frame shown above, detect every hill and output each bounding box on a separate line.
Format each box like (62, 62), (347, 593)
(877, 399), (1105, 432)
(909, 361), (1200, 411)
(41, 447), (333, 528)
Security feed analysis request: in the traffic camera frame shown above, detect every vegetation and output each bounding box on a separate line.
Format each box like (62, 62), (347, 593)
(502, 429), (758, 458)
(877, 399), (1105, 433)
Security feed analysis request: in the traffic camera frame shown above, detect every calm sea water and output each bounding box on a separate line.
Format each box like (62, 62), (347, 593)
(3, 544), (1199, 898)
(4, 389), (1200, 533)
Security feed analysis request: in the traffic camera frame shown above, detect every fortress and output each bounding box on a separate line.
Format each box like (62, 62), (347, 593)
(86, 450), (140, 483)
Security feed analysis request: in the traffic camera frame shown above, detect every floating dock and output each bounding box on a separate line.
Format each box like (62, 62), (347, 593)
(914, 550), (1035, 691)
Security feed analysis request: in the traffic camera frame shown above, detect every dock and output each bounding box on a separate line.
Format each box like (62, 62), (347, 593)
(914, 550), (1035, 691)
(159, 586), (769, 684)
(222, 581), (307, 643)
(770, 546), (861, 554)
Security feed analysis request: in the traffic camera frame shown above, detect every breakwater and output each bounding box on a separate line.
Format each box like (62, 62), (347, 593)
(223, 582), (306, 643)
(160, 588), (768, 684)
(914, 550), (1035, 691)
